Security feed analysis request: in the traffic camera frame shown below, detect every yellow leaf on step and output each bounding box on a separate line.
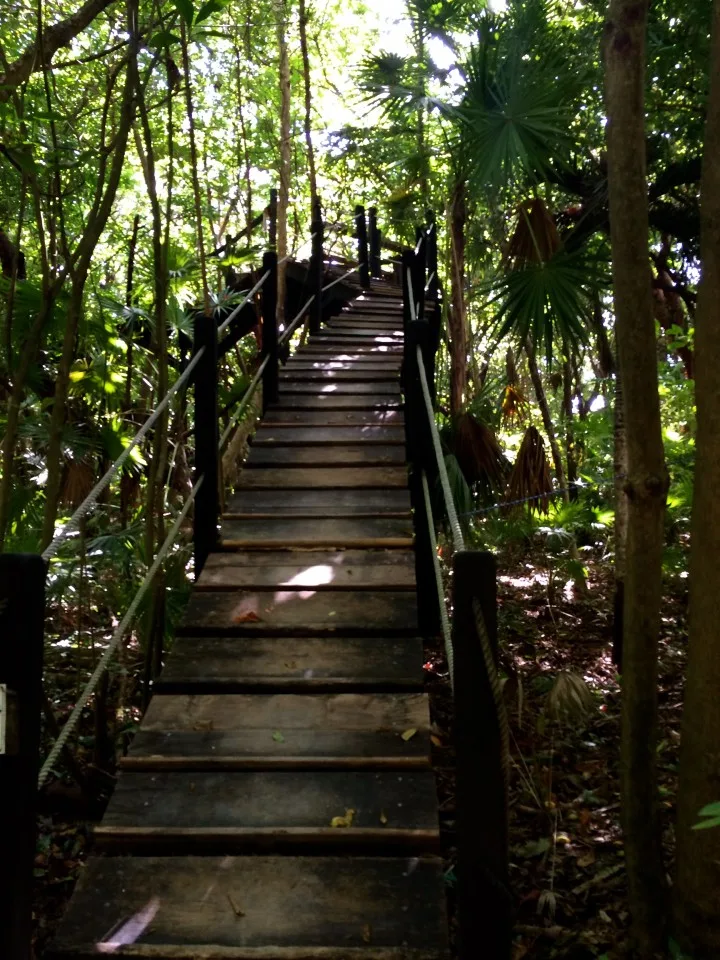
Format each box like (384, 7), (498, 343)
(401, 728), (418, 741)
(330, 808), (355, 828)
(379, 810), (388, 825)
(430, 735), (442, 747)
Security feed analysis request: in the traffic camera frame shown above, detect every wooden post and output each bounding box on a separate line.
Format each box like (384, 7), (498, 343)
(368, 206), (381, 278)
(261, 250), (279, 413)
(355, 204), (370, 290)
(425, 211), (441, 394)
(193, 309), (219, 577)
(268, 188), (278, 250)
(310, 198), (324, 335)
(0, 554), (45, 960)
(413, 225), (427, 323)
(453, 550), (512, 960)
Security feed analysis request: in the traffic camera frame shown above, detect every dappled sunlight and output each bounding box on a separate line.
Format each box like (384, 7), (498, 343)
(320, 384), (338, 392)
(96, 898), (160, 953)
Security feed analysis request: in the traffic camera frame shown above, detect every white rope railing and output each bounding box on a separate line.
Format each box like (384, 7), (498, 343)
(321, 266), (358, 293)
(38, 475), (205, 787)
(42, 349), (205, 564)
(218, 354), (269, 451)
(279, 294), (315, 347)
(217, 270), (270, 337)
(421, 469), (455, 691)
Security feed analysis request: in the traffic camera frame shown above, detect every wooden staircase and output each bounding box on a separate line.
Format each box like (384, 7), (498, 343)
(51, 278), (449, 959)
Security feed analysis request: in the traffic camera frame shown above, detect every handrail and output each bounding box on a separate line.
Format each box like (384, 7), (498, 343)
(321, 266), (357, 293)
(218, 355), (269, 451)
(420, 469), (455, 692)
(41, 347), (206, 564)
(38, 474), (205, 787)
(217, 269), (271, 337)
(279, 293), (315, 347)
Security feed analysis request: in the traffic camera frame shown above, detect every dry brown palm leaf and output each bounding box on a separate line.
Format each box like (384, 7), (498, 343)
(505, 426), (552, 514)
(505, 197), (561, 268)
(60, 459), (95, 508)
(501, 383), (530, 426)
(451, 412), (509, 493)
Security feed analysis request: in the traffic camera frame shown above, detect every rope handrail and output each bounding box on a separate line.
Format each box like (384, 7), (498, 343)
(321, 266), (358, 293)
(421, 469), (455, 692)
(217, 269), (271, 337)
(38, 474), (205, 788)
(425, 270), (436, 293)
(279, 294), (314, 347)
(218, 354), (269, 451)
(42, 348), (206, 564)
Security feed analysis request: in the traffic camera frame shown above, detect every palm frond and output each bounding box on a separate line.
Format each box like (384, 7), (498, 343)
(506, 425), (552, 514)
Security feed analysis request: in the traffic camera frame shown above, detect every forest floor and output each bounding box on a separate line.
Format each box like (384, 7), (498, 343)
(31, 538), (689, 959)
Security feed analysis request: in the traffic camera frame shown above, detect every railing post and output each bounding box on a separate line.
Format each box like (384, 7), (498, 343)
(453, 550), (512, 960)
(413, 224), (427, 323)
(0, 554), (44, 960)
(368, 206), (381, 278)
(310, 198), (324, 336)
(261, 250), (279, 413)
(193, 309), (220, 576)
(268, 188), (278, 250)
(355, 204), (370, 290)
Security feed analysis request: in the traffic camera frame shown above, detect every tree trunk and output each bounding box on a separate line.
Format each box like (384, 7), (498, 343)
(675, 0), (720, 951)
(604, 1), (669, 954)
(562, 339), (578, 498)
(275, 0), (291, 326)
(612, 354), (629, 669)
(298, 0), (318, 211)
(525, 339), (567, 496)
(448, 179), (467, 417)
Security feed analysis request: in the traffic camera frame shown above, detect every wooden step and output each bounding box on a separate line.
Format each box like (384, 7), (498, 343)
(220, 517), (413, 548)
(51, 856), (449, 958)
(224, 489), (410, 516)
(269, 394), (402, 410)
(321, 328), (403, 339)
(120, 692), (430, 770)
(261, 408), (405, 425)
(279, 381), (400, 395)
(96, 769), (439, 852)
(309, 335), (403, 346)
(197, 549), (416, 590)
(286, 360), (401, 371)
(301, 342), (403, 354)
(245, 445), (405, 467)
(179, 589), (418, 636)
(237, 466), (408, 489)
(154, 635), (424, 693)
(279, 369), (400, 382)
(252, 425), (405, 445)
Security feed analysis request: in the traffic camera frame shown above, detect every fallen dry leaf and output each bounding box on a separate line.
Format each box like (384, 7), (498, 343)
(234, 611), (262, 623)
(330, 808), (355, 828)
(362, 923), (372, 943)
(401, 728), (418, 741)
(430, 734), (442, 747)
(379, 810), (388, 825)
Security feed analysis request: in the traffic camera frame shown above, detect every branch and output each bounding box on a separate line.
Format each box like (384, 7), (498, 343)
(0, 0), (117, 103)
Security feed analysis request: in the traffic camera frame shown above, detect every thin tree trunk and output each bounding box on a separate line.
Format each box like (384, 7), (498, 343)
(525, 339), (567, 496)
(233, 41), (253, 237)
(562, 339), (578, 498)
(4, 174), (28, 375)
(613, 354), (628, 668)
(298, 0), (318, 211)
(675, 0), (720, 951)
(275, 0), (291, 326)
(604, 2), (669, 954)
(448, 179), (467, 417)
(124, 212), (140, 413)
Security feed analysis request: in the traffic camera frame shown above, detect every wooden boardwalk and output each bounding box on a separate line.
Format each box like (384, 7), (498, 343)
(52, 279), (449, 958)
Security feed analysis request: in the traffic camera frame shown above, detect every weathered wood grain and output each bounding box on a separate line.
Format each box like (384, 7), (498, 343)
(279, 369), (400, 382)
(261, 409), (405, 425)
(51, 856), (449, 957)
(154, 636), (424, 693)
(269, 394), (402, 410)
(220, 517), (413, 548)
(236, 467), (408, 489)
(252, 426), (405, 445)
(245, 446), (405, 468)
(279, 381), (400, 394)
(223, 489), (411, 516)
(179, 589), (418, 636)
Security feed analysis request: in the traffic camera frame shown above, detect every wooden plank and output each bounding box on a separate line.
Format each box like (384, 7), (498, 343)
(97, 770), (439, 851)
(301, 342), (403, 354)
(286, 359), (402, 369)
(269, 395), (402, 410)
(197, 549), (416, 589)
(252, 425), (405, 444)
(154, 636), (424, 693)
(309, 336), (403, 346)
(179, 589), (418, 636)
(280, 370), (400, 383)
(279, 381), (400, 394)
(51, 856), (449, 958)
(220, 517), (413, 548)
(319, 329), (403, 339)
(261, 409), (405, 426)
(245, 446), (405, 467)
(236, 467), (408, 489)
(123, 692), (430, 769)
(223, 489), (410, 516)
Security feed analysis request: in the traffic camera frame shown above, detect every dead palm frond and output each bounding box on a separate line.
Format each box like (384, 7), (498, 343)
(450, 412), (509, 498)
(506, 426), (552, 514)
(60, 459), (95, 508)
(501, 384), (530, 426)
(505, 197), (561, 267)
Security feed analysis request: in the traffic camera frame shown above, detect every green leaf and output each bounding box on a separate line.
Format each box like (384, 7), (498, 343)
(149, 30), (181, 48)
(194, 0), (227, 25)
(698, 801), (720, 817)
(171, 0), (194, 26)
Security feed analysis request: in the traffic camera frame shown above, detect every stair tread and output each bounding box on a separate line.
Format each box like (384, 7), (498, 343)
(236, 466), (408, 489)
(245, 446), (405, 467)
(223, 489), (410, 515)
(51, 856), (449, 958)
(220, 517), (413, 548)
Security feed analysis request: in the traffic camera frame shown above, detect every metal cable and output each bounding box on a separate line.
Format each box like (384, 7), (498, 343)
(321, 266), (358, 293)
(42, 349), (205, 563)
(421, 469), (454, 692)
(218, 354), (269, 451)
(278, 294), (314, 347)
(472, 595), (510, 794)
(217, 269), (270, 337)
(38, 475), (205, 788)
